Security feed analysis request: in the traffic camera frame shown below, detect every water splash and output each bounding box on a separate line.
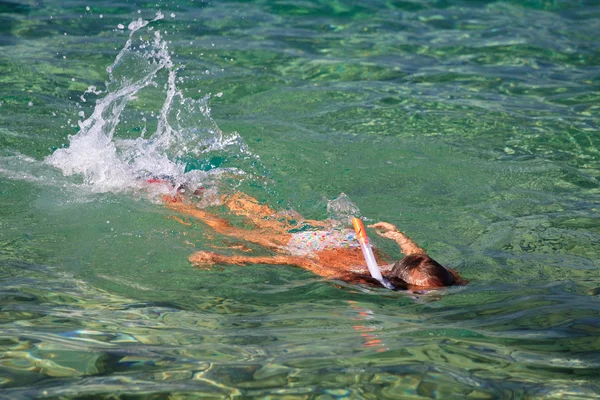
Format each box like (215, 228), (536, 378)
(327, 193), (361, 227)
(46, 13), (254, 197)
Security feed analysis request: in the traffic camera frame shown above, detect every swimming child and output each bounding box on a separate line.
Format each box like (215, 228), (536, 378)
(165, 192), (467, 290)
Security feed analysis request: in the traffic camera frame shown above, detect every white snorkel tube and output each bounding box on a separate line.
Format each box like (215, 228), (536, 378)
(352, 217), (395, 290)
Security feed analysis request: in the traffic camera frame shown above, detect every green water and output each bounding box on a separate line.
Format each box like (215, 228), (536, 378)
(1, 0), (600, 398)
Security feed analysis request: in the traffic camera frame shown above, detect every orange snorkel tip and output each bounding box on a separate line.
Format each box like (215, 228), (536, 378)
(352, 217), (367, 241)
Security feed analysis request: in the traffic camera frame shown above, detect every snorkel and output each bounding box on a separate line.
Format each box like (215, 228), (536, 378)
(352, 217), (395, 290)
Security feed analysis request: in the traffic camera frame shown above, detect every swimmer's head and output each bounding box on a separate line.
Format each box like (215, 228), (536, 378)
(390, 254), (457, 288)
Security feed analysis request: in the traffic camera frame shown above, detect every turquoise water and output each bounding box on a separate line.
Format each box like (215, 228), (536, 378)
(1, 0), (600, 398)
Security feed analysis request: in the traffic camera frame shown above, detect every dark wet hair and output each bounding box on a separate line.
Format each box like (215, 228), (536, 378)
(390, 254), (455, 288)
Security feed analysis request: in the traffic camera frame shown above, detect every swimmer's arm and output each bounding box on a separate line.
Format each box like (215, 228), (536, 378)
(189, 251), (337, 278)
(368, 222), (426, 256)
(163, 195), (233, 232)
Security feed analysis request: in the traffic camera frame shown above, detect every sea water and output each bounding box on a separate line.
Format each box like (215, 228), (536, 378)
(1, 0), (599, 398)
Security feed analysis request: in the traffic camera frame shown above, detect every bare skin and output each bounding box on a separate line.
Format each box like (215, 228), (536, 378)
(164, 193), (446, 287)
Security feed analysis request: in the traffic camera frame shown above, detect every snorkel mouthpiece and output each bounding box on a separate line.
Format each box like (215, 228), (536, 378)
(352, 217), (395, 290)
